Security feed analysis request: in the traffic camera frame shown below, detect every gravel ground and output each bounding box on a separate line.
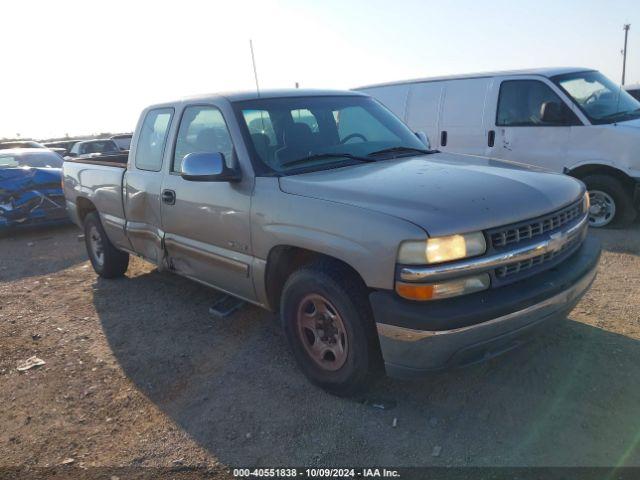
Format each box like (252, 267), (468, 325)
(1, 224), (639, 470)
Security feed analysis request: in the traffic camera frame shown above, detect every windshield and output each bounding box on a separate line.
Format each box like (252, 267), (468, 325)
(233, 95), (428, 174)
(0, 152), (63, 169)
(552, 71), (640, 124)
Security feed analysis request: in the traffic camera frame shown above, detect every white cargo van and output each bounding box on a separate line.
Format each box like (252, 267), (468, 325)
(357, 68), (640, 227)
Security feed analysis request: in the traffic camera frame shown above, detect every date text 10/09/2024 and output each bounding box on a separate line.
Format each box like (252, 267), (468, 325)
(233, 468), (401, 478)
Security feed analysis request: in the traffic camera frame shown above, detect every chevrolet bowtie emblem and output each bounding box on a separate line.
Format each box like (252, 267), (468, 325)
(548, 230), (569, 252)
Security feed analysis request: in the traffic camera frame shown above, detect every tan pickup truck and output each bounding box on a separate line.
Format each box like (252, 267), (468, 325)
(63, 89), (600, 395)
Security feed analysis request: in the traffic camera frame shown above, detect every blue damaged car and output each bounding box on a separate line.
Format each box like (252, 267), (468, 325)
(0, 149), (68, 229)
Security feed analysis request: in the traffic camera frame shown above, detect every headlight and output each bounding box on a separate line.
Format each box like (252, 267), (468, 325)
(582, 191), (590, 214)
(398, 232), (486, 265)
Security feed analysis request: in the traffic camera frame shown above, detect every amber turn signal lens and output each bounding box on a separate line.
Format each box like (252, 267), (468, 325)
(395, 283), (435, 301)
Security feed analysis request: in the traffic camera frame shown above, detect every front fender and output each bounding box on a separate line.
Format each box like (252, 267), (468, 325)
(251, 178), (428, 291)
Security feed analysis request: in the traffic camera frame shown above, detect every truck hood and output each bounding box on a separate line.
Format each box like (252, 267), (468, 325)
(278, 153), (584, 237)
(617, 117), (640, 129)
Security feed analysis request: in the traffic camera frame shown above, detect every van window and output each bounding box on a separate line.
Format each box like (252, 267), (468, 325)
(496, 80), (579, 127)
(173, 106), (234, 173)
(135, 108), (174, 171)
(552, 71), (640, 125)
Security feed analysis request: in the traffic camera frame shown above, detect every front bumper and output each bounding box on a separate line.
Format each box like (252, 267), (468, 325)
(370, 235), (601, 378)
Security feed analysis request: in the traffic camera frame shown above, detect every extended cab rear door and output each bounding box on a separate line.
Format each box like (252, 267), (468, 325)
(485, 76), (583, 171)
(124, 107), (175, 264)
(160, 103), (255, 301)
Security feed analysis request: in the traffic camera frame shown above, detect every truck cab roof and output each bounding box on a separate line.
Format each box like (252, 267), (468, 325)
(148, 89), (368, 109)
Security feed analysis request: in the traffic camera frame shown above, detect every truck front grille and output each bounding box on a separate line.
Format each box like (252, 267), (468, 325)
(495, 234), (582, 278)
(489, 200), (583, 248)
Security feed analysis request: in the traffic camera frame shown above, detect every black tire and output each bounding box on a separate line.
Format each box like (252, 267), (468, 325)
(582, 174), (637, 228)
(84, 211), (129, 278)
(280, 260), (382, 397)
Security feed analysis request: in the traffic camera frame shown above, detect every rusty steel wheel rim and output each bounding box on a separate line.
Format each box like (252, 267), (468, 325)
(296, 293), (349, 371)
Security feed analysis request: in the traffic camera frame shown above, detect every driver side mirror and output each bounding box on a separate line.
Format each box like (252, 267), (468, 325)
(415, 131), (430, 149)
(181, 152), (240, 182)
(540, 101), (565, 124)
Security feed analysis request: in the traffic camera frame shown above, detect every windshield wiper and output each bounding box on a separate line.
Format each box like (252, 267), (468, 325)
(367, 146), (434, 157)
(280, 152), (375, 168)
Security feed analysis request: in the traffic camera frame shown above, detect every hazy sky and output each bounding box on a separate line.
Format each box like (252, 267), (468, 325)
(1, 0), (638, 139)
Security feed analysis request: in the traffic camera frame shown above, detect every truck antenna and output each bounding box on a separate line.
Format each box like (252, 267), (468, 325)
(250, 39), (261, 97)
(622, 24), (630, 86)
(615, 24), (631, 115)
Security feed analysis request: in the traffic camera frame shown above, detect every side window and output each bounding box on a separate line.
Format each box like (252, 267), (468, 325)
(173, 106), (234, 173)
(497, 80), (578, 127)
(135, 108), (174, 171)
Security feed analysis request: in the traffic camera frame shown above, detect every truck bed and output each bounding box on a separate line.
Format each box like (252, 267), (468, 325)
(62, 158), (128, 237)
(64, 152), (128, 168)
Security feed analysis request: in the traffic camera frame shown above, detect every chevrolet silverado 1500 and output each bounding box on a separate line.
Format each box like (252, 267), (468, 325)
(63, 89), (601, 395)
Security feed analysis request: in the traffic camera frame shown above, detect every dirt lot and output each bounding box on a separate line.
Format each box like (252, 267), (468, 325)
(1, 224), (639, 471)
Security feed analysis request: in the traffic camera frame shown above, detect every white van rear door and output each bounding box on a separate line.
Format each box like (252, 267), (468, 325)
(487, 77), (581, 172)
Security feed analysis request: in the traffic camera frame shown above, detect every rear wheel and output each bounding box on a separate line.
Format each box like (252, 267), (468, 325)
(84, 211), (129, 278)
(280, 261), (382, 396)
(582, 174), (636, 228)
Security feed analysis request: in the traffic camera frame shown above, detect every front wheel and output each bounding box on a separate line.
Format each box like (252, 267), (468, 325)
(582, 174), (637, 228)
(84, 211), (129, 278)
(280, 262), (382, 396)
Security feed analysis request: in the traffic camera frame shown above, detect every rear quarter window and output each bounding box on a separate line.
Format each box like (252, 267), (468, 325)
(135, 108), (174, 171)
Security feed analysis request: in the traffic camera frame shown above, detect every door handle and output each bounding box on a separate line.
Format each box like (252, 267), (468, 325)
(162, 189), (176, 205)
(440, 130), (448, 147)
(488, 130), (495, 147)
